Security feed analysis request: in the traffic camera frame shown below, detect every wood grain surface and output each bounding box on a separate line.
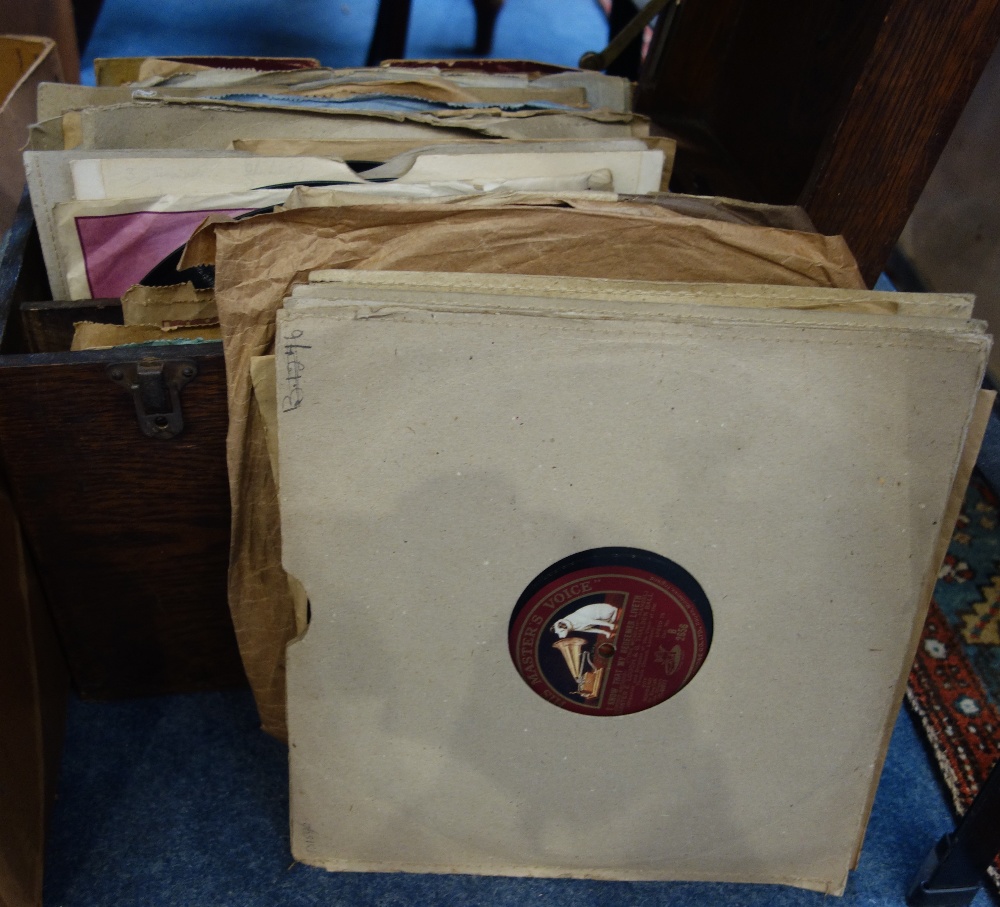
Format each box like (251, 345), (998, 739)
(800, 0), (1000, 285)
(1, 201), (244, 698)
(637, 0), (1000, 284)
(0, 348), (245, 698)
(21, 299), (123, 354)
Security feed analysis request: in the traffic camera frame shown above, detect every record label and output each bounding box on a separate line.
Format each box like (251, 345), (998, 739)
(509, 548), (713, 716)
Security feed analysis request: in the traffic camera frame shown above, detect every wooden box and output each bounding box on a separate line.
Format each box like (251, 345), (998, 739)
(0, 193), (245, 698)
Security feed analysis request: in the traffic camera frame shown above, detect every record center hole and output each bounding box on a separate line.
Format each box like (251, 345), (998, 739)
(597, 643), (616, 658)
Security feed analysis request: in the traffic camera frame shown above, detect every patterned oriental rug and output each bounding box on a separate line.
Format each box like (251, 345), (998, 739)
(907, 469), (1000, 895)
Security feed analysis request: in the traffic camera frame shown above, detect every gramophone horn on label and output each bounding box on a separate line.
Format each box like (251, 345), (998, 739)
(508, 547), (713, 716)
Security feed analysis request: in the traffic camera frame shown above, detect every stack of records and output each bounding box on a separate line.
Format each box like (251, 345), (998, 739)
(19, 54), (992, 895)
(274, 272), (989, 894)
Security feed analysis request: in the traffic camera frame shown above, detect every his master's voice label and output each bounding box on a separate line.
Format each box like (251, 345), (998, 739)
(508, 547), (713, 716)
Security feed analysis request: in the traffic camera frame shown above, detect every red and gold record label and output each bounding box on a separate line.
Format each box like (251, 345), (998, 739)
(508, 548), (713, 716)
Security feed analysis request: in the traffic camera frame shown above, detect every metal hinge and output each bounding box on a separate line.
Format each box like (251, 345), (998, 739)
(107, 359), (197, 440)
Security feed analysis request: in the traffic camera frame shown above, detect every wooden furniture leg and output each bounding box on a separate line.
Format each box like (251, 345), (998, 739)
(71, 0), (104, 56)
(472, 0), (504, 55)
(907, 758), (1000, 905)
(366, 0), (413, 66)
(606, 0), (643, 80)
(367, 0), (505, 64)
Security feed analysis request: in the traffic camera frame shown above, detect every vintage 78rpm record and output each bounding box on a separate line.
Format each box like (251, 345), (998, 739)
(509, 547), (712, 715)
(278, 290), (989, 894)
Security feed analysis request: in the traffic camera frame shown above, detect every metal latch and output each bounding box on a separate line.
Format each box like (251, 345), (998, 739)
(108, 359), (197, 440)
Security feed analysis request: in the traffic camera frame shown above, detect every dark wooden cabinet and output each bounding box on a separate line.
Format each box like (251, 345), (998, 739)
(0, 196), (245, 699)
(636, 0), (1000, 285)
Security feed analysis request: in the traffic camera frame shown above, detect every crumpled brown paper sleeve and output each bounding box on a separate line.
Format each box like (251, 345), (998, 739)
(210, 200), (864, 739)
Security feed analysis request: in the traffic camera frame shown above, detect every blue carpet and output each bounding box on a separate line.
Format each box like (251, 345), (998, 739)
(81, 0), (610, 82)
(43, 690), (992, 906)
(44, 4), (996, 904)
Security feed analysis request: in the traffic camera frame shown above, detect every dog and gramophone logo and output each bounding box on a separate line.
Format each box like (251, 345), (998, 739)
(508, 547), (713, 716)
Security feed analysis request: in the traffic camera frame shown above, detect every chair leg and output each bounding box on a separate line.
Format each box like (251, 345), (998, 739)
(606, 0), (643, 79)
(906, 758), (1000, 905)
(472, 0), (504, 55)
(366, 0), (413, 66)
